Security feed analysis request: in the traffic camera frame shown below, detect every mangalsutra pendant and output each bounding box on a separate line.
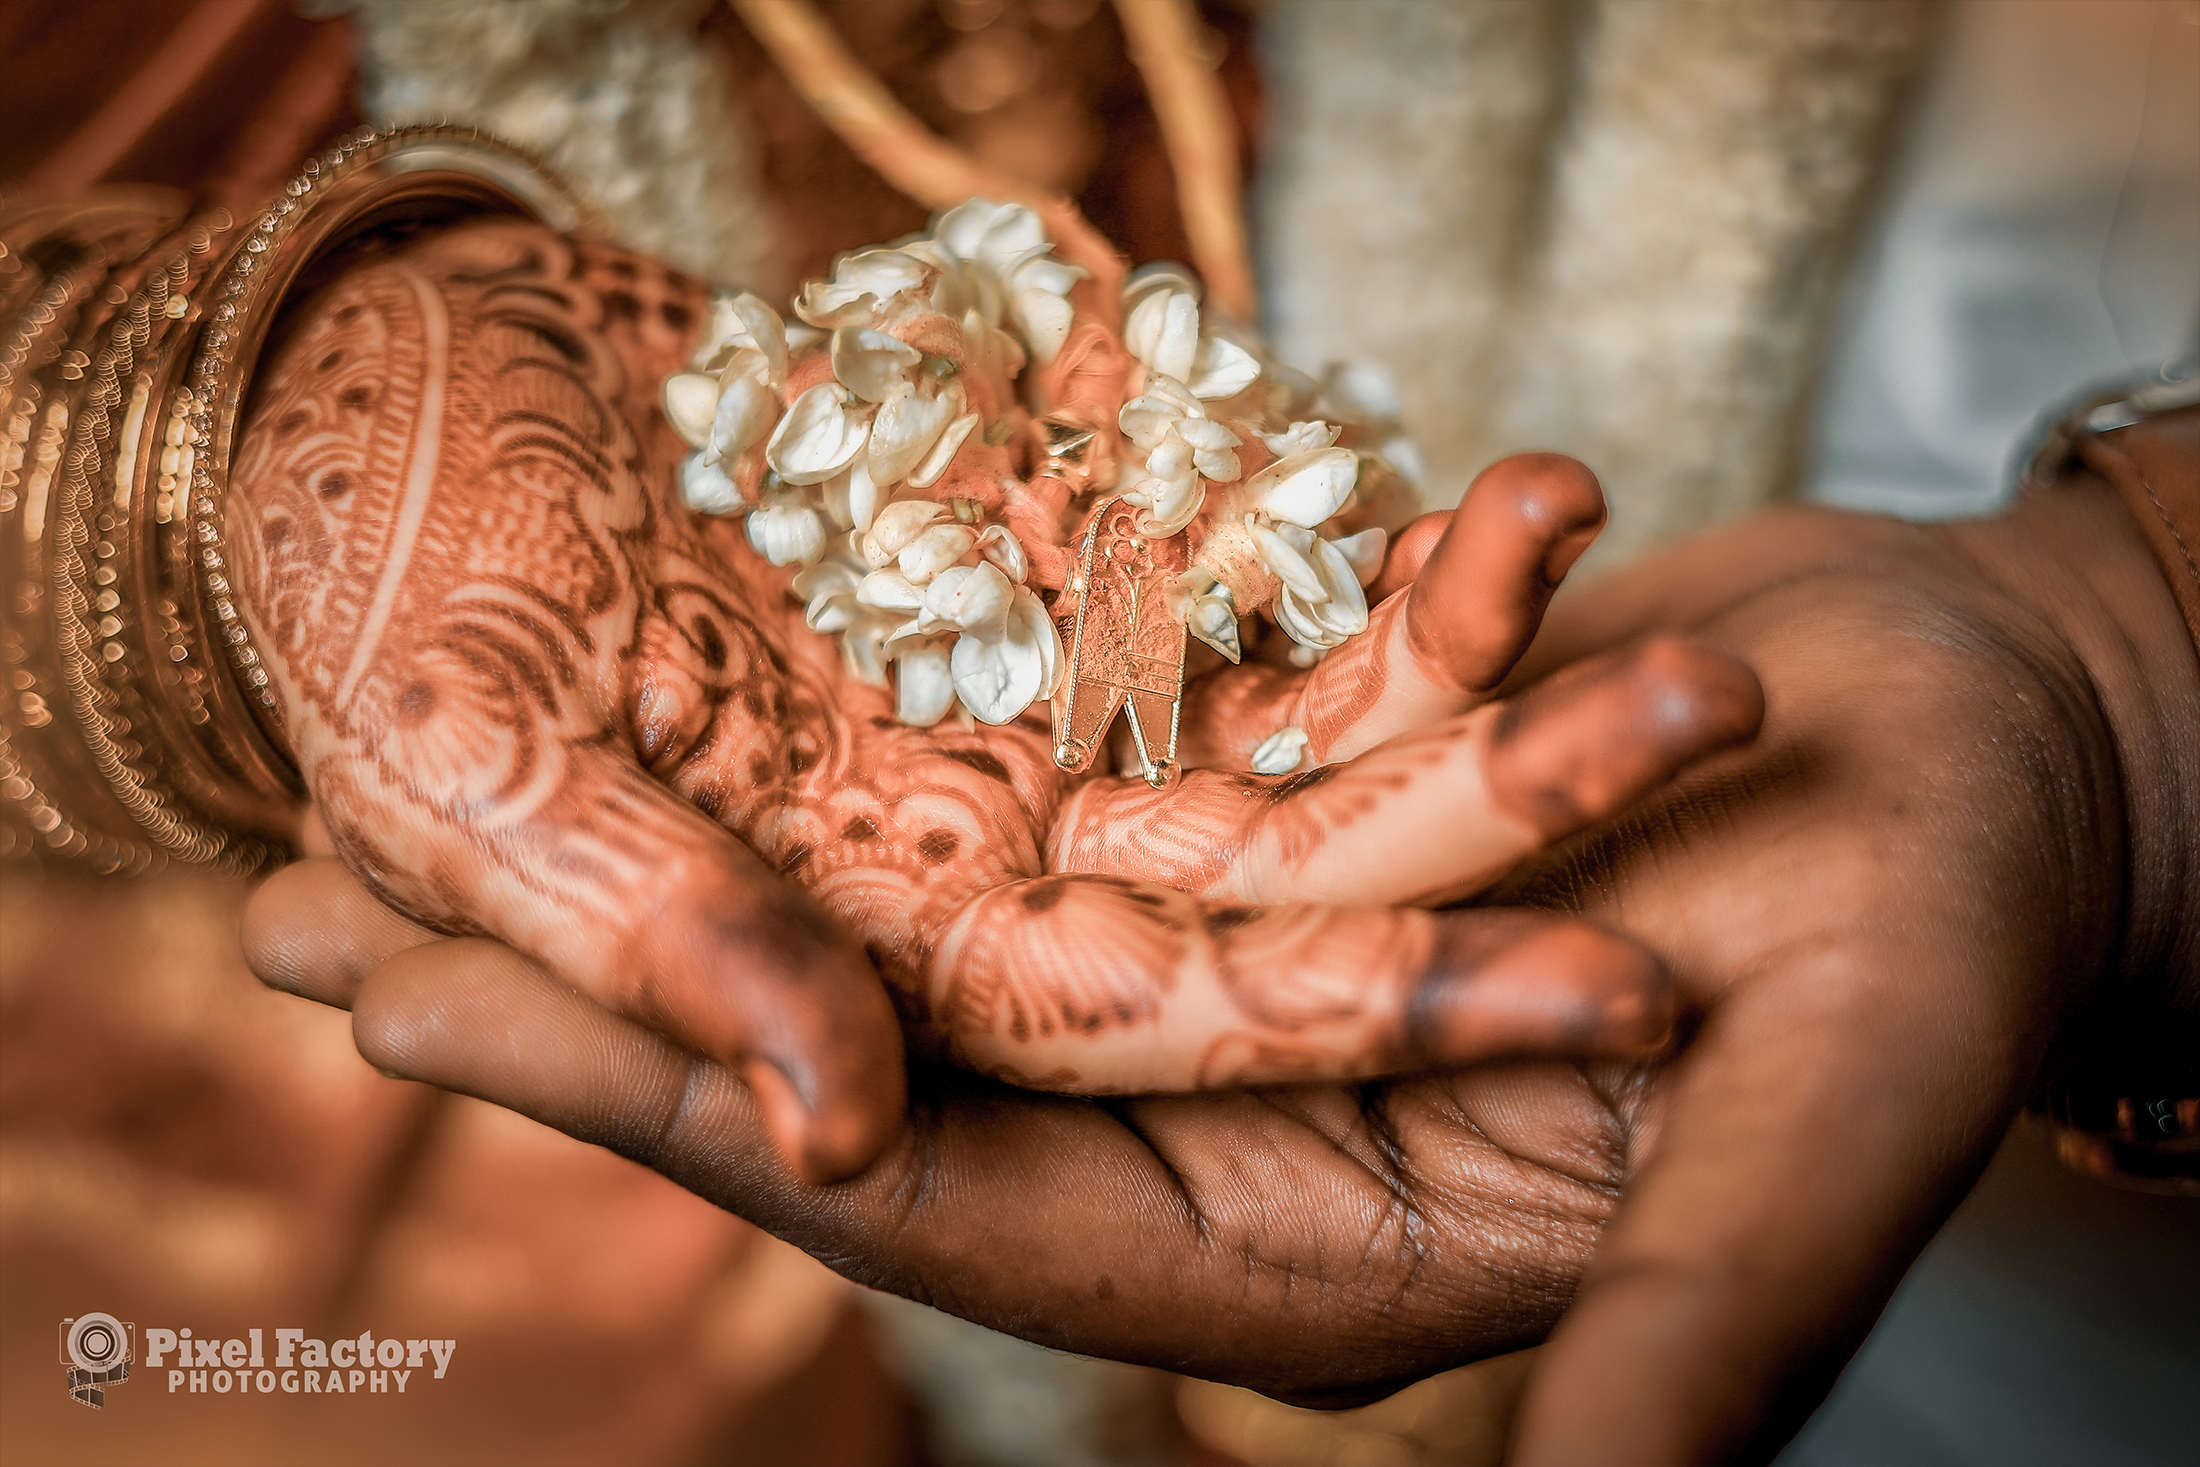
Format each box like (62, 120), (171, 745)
(1050, 499), (1188, 790)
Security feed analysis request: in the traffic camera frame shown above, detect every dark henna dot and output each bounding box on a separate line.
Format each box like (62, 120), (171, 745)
(741, 688), (767, 719)
(659, 299), (693, 332)
(338, 385), (374, 409)
(871, 716), (899, 731)
(780, 842), (813, 875)
(601, 290), (642, 324)
(941, 748), (1012, 783)
(1009, 1010), (1030, 1041)
(318, 350), (343, 371)
(1021, 880), (1067, 913)
(397, 682), (435, 719)
(262, 518), (290, 546)
(916, 829), (960, 865)
(317, 471), (351, 499)
(276, 409), (308, 435)
(841, 816), (879, 842)
(788, 746), (819, 774)
(607, 259), (638, 281)
(1094, 1276), (1115, 1301)
(749, 755), (775, 785)
(691, 615), (727, 671)
(1268, 764), (1342, 802)
(1207, 905), (1259, 933)
(336, 305), (362, 324)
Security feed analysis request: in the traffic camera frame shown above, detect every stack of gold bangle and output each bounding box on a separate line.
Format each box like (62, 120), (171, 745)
(2, 126), (584, 875)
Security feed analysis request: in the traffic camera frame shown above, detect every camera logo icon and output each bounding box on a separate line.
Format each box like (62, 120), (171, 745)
(60, 1313), (133, 1409)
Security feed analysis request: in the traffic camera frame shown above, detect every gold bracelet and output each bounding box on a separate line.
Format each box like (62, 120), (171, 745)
(1, 126), (585, 875)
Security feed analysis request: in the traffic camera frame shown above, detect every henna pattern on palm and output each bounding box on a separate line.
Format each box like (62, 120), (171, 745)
(228, 222), (1761, 1176)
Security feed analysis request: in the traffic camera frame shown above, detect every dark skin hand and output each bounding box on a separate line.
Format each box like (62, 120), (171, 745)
(245, 455), (2199, 1463)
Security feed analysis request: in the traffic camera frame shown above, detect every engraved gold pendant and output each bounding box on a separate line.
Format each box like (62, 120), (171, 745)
(1050, 497), (1187, 789)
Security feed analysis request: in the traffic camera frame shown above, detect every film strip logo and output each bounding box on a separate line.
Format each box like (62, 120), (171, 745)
(61, 1314), (133, 1409)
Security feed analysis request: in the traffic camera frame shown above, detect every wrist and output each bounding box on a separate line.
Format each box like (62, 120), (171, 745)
(1951, 435), (2200, 1188)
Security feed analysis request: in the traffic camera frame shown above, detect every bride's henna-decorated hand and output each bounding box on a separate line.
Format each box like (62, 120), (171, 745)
(230, 220), (1760, 1179)
(245, 452), (2198, 1461)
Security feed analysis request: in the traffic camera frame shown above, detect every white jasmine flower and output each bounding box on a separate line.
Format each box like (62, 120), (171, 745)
(949, 582), (1062, 725)
(907, 411), (981, 489)
(1122, 264), (1263, 400)
(702, 375), (776, 468)
(696, 292), (789, 390)
(893, 639), (958, 727)
(1258, 523), (1368, 649)
(898, 521), (977, 581)
(793, 248), (933, 327)
(869, 382), (964, 487)
(1117, 376), (1243, 537)
(767, 383), (872, 486)
(831, 326), (923, 403)
(855, 567), (925, 612)
(747, 488), (829, 567)
(1250, 726), (1309, 775)
(662, 372), (721, 449)
(1258, 419), (1340, 458)
(863, 499), (946, 568)
(678, 452), (743, 515)
(1125, 282), (1201, 382)
(1331, 527), (1387, 587)
(1185, 333), (1261, 400)
(1247, 445), (1358, 529)
(821, 457), (885, 533)
(915, 560), (1013, 640)
(975, 524), (1028, 583)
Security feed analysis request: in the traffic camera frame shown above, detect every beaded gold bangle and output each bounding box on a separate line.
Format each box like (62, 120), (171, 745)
(1, 126), (584, 875)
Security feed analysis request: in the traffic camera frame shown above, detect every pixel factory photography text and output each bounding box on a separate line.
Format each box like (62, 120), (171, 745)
(146, 1327), (456, 1397)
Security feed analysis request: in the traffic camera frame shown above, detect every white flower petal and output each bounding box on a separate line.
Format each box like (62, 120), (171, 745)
(857, 568), (925, 612)
(1275, 590), (1348, 650)
(1191, 447), (1242, 483)
(794, 248), (932, 327)
(831, 325), (922, 403)
(1258, 419), (1340, 457)
(975, 524), (1028, 583)
(1119, 393), (1186, 451)
(1187, 334), (1261, 400)
(841, 617), (895, 688)
(1123, 262), (1200, 316)
(863, 499), (946, 568)
(1252, 522), (1328, 604)
(868, 386), (958, 486)
(894, 641), (957, 727)
(747, 498), (828, 566)
(1173, 417), (1241, 453)
(950, 616), (1047, 724)
(1186, 594), (1241, 663)
(704, 375), (776, 467)
(1010, 286), (1075, 366)
(1133, 475), (1206, 538)
(907, 411), (980, 489)
(918, 560), (1012, 640)
(730, 293), (788, 388)
(791, 559), (861, 603)
(678, 452), (743, 514)
(1331, 527), (1387, 587)
(898, 521), (977, 582)
(662, 372), (721, 449)
(1014, 585), (1062, 700)
(766, 384), (872, 486)
(1306, 534), (1370, 634)
(1249, 446), (1359, 528)
(845, 457), (885, 532)
(1250, 726), (1309, 775)
(1126, 289), (1201, 382)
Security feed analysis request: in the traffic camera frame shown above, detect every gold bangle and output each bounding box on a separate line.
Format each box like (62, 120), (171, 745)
(1, 126), (585, 875)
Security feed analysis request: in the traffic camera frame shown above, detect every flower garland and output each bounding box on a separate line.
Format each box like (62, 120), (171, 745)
(660, 198), (1418, 741)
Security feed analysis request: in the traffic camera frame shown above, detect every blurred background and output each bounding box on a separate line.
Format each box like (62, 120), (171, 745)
(2, 2), (2194, 1463)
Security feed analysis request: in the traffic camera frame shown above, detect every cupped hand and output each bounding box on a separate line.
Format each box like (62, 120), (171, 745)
(244, 455), (2200, 1461)
(230, 218), (1760, 1181)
